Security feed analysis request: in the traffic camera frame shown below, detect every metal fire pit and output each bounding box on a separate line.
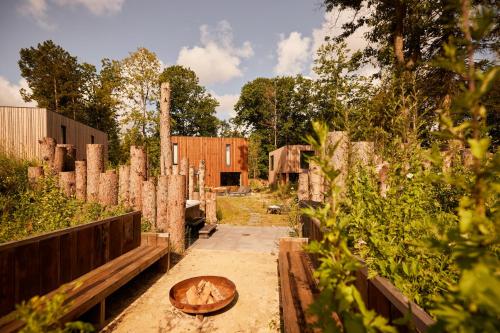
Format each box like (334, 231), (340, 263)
(169, 276), (236, 316)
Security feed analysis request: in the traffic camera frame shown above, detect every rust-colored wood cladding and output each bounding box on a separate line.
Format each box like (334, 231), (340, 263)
(0, 212), (141, 318)
(171, 136), (248, 187)
(299, 201), (435, 332)
(268, 145), (312, 184)
(0, 106), (107, 161)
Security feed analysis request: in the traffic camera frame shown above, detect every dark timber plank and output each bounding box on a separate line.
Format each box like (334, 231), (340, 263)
(60, 231), (77, 283)
(0, 250), (15, 316)
(109, 218), (123, 260)
(14, 242), (40, 304)
(39, 236), (61, 294)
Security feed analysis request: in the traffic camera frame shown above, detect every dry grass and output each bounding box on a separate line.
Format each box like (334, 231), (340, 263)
(216, 193), (289, 226)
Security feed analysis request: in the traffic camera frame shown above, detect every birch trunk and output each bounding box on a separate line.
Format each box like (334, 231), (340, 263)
(188, 166), (195, 199)
(130, 145), (147, 210)
(86, 144), (104, 202)
(75, 160), (86, 201)
(167, 174), (186, 253)
(198, 160), (206, 212)
(160, 82), (173, 176)
(206, 192), (217, 224)
(180, 157), (189, 198)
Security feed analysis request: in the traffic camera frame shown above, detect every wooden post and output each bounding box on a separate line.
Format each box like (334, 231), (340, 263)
(206, 192), (217, 224)
(59, 171), (76, 197)
(192, 191), (200, 200)
(160, 82), (173, 176)
(180, 157), (189, 198)
(327, 131), (349, 194)
(309, 161), (323, 202)
(38, 137), (56, 171)
(142, 178), (157, 228)
(75, 160), (86, 201)
(376, 162), (390, 198)
(56, 144), (76, 171)
(86, 144), (104, 202)
(188, 166), (195, 200)
(53, 145), (66, 173)
(156, 176), (168, 232)
(130, 146), (147, 210)
(167, 174), (186, 253)
(98, 170), (118, 206)
(298, 172), (310, 201)
(198, 160), (206, 212)
(118, 165), (130, 206)
(27, 166), (44, 189)
(172, 165), (179, 175)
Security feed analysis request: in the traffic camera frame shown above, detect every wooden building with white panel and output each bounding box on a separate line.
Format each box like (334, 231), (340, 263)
(0, 106), (108, 161)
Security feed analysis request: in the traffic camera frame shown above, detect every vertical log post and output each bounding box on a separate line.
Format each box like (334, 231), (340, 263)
(309, 161), (323, 202)
(327, 131), (349, 195)
(297, 172), (310, 201)
(167, 174), (186, 253)
(38, 137), (56, 171)
(98, 170), (118, 206)
(160, 82), (173, 176)
(376, 162), (390, 198)
(75, 160), (87, 201)
(350, 141), (375, 168)
(198, 160), (206, 212)
(180, 157), (189, 198)
(206, 192), (217, 224)
(59, 171), (76, 197)
(188, 166), (195, 200)
(130, 146), (147, 210)
(156, 176), (168, 232)
(86, 144), (104, 202)
(53, 145), (66, 174)
(142, 178), (157, 228)
(172, 165), (179, 175)
(27, 166), (44, 189)
(118, 165), (130, 207)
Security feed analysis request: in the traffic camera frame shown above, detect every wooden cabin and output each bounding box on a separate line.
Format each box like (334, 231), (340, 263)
(0, 106), (108, 161)
(171, 136), (248, 188)
(268, 145), (314, 184)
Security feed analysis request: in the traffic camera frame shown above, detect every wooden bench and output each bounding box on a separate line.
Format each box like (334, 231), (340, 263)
(278, 237), (320, 333)
(199, 224), (217, 239)
(0, 214), (170, 332)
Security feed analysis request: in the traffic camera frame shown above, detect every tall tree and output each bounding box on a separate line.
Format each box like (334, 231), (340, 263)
(18, 40), (83, 120)
(158, 65), (219, 136)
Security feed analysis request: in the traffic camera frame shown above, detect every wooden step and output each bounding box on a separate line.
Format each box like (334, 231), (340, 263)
(199, 224), (217, 238)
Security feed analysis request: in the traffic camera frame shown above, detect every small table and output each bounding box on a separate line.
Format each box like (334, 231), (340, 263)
(267, 205), (282, 214)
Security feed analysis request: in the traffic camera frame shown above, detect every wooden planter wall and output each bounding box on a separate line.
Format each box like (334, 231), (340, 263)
(299, 201), (435, 332)
(0, 211), (141, 318)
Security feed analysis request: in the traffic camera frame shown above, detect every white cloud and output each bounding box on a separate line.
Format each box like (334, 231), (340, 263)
(212, 92), (239, 120)
(0, 77), (37, 107)
(18, 0), (125, 30)
(177, 21), (254, 85)
(274, 32), (311, 75)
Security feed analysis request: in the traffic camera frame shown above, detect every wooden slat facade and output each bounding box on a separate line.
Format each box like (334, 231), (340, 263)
(0, 106), (108, 161)
(171, 136), (248, 187)
(269, 145), (313, 184)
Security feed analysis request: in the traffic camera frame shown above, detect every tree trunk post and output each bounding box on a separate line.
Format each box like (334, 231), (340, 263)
(350, 141), (375, 169)
(198, 160), (206, 212)
(188, 166), (195, 199)
(130, 145), (147, 210)
(160, 82), (173, 176)
(172, 165), (179, 175)
(98, 170), (118, 206)
(59, 171), (76, 197)
(156, 175), (168, 232)
(206, 192), (217, 224)
(27, 166), (44, 189)
(167, 174), (186, 253)
(309, 161), (323, 202)
(86, 144), (104, 202)
(180, 157), (189, 198)
(75, 160), (86, 201)
(53, 145), (66, 174)
(142, 177), (157, 229)
(38, 137), (56, 172)
(298, 172), (310, 201)
(192, 191), (200, 200)
(327, 131), (349, 195)
(118, 165), (130, 207)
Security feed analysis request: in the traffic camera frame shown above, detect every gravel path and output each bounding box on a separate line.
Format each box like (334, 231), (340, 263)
(103, 226), (289, 333)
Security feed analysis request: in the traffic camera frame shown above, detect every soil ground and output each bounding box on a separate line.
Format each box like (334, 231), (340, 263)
(103, 225), (289, 333)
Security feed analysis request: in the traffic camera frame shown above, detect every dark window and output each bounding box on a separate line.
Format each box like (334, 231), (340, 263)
(173, 143), (178, 165)
(300, 151), (314, 169)
(270, 155), (274, 171)
(61, 125), (67, 144)
(90, 135), (95, 144)
(221, 172), (240, 186)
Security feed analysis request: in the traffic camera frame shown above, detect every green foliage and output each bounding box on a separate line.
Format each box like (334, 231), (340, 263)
(17, 289), (93, 333)
(304, 122), (395, 332)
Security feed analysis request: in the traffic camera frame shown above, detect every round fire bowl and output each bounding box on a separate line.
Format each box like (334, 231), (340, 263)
(169, 275), (236, 314)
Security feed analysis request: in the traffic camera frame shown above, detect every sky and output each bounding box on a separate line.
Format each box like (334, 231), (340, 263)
(0, 0), (368, 120)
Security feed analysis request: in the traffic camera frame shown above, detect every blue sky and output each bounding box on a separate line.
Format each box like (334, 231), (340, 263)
(0, 0), (366, 119)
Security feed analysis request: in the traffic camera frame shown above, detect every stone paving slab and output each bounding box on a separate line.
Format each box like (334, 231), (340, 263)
(193, 224), (290, 253)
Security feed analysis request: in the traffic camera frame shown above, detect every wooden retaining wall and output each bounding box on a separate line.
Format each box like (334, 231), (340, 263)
(0, 211), (141, 318)
(300, 201), (435, 332)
